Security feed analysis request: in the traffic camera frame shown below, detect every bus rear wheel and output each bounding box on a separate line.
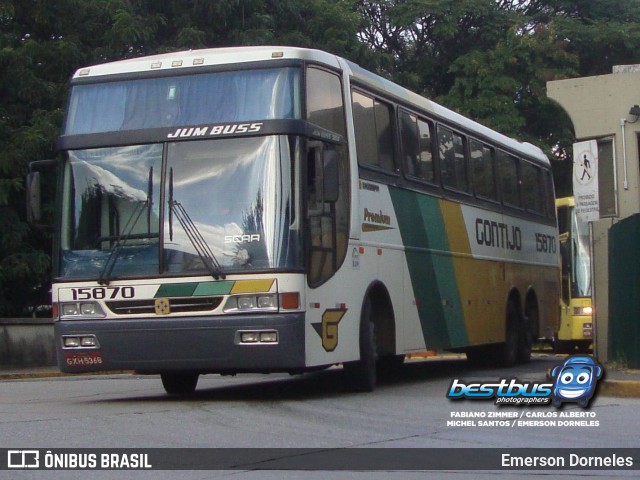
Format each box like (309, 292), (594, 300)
(499, 302), (520, 367)
(161, 372), (199, 395)
(517, 311), (535, 364)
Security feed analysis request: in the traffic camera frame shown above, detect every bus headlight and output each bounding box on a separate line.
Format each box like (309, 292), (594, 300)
(236, 330), (279, 345)
(257, 295), (277, 309)
(237, 296), (256, 310)
(223, 294), (279, 313)
(62, 334), (100, 349)
(62, 303), (79, 316)
(60, 302), (106, 319)
(573, 306), (593, 316)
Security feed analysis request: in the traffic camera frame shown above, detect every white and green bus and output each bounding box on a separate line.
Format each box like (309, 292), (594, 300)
(31, 46), (560, 394)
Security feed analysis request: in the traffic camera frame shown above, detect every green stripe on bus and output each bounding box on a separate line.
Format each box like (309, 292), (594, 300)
(155, 283), (198, 298)
(155, 281), (235, 298)
(389, 188), (468, 348)
(193, 281), (234, 296)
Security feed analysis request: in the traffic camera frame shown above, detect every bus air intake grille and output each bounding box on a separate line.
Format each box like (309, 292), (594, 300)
(105, 297), (223, 315)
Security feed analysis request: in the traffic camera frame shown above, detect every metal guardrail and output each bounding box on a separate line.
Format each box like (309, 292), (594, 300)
(0, 318), (56, 368)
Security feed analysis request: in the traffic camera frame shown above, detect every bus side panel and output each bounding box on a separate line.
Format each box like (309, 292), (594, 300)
(390, 188), (560, 350)
(303, 182), (417, 367)
(460, 203), (560, 343)
(440, 200), (505, 346)
(389, 188), (467, 350)
(302, 249), (369, 367)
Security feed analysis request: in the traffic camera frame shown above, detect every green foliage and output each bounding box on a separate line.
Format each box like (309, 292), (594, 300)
(356, 0), (640, 195)
(2, 0), (640, 314)
(0, 0), (363, 315)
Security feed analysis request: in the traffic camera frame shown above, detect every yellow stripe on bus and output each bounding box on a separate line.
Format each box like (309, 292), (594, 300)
(439, 200), (503, 345)
(230, 279), (276, 294)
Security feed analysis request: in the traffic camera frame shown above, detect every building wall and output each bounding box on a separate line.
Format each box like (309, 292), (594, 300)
(547, 69), (640, 361)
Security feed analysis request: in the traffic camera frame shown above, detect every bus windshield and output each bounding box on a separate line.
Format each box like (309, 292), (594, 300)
(64, 67), (300, 135)
(60, 136), (301, 280)
(571, 210), (591, 297)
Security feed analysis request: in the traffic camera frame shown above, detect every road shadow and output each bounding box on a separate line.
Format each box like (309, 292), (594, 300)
(98, 354), (562, 404)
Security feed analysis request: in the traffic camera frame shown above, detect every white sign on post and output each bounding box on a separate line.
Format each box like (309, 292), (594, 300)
(573, 140), (600, 222)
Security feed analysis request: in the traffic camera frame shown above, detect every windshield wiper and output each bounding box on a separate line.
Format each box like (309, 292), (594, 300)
(168, 168), (225, 280)
(98, 200), (147, 285)
(98, 168), (154, 285)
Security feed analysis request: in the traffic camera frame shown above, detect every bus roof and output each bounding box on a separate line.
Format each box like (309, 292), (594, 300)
(72, 46), (549, 165)
(71, 46), (342, 79)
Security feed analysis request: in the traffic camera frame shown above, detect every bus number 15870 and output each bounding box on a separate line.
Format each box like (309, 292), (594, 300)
(535, 233), (557, 254)
(71, 286), (135, 300)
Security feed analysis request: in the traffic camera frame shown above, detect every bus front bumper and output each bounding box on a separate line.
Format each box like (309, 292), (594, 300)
(54, 312), (306, 374)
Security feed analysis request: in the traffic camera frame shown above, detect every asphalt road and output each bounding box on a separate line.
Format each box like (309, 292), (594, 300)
(1, 355), (638, 479)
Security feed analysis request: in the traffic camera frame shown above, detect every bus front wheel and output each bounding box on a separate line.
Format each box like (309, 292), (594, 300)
(343, 297), (377, 392)
(161, 372), (199, 395)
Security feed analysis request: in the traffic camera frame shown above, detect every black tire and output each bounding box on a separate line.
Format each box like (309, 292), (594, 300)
(378, 354), (405, 372)
(552, 337), (572, 354)
(466, 346), (493, 366)
(575, 341), (593, 354)
(500, 302), (519, 367)
(344, 297), (377, 392)
(161, 372), (199, 395)
(517, 312), (534, 364)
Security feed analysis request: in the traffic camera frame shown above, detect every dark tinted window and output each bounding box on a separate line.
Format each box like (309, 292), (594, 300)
(544, 170), (556, 219)
(352, 90), (395, 171)
(470, 139), (496, 200)
(66, 68), (300, 134)
(497, 150), (520, 207)
(438, 126), (468, 192)
(306, 67), (346, 136)
(522, 161), (545, 214)
(399, 110), (435, 183)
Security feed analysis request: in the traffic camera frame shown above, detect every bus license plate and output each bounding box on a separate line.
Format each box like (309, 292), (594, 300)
(64, 352), (104, 367)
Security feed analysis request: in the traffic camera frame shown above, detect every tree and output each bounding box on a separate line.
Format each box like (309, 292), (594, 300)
(3, 0), (640, 314)
(0, 0), (365, 315)
(355, 0), (640, 194)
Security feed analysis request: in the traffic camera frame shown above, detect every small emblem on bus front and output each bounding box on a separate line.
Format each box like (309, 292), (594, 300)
(154, 298), (171, 315)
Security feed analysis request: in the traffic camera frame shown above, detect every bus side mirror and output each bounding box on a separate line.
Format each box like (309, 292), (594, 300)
(26, 171), (42, 224)
(323, 150), (339, 203)
(26, 159), (57, 229)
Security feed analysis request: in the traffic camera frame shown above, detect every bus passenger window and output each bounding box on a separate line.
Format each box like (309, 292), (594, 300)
(352, 90), (395, 172)
(497, 150), (521, 207)
(543, 170), (556, 219)
(438, 126), (468, 192)
(306, 67), (346, 137)
(400, 111), (434, 183)
(522, 161), (545, 214)
(470, 140), (496, 200)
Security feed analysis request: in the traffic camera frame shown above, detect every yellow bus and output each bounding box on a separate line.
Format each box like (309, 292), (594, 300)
(28, 47), (560, 394)
(555, 196), (593, 353)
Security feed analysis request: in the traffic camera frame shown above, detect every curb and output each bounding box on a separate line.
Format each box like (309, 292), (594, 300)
(3, 368), (640, 399)
(0, 370), (65, 381)
(0, 370), (132, 381)
(599, 379), (640, 398)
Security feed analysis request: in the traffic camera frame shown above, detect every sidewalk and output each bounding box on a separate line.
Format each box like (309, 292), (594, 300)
(598, 367), (640, 398)
(0, 366), (132, 380)
(2, 362), (639, 398)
